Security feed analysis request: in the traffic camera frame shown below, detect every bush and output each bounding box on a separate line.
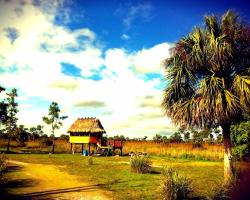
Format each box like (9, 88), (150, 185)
(160, 167), (192, 200)
(130, 154), (152, 174)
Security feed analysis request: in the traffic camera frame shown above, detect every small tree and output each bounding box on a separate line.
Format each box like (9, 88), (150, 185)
(43, 102), (67, 154)
(5, 88), (18, 152)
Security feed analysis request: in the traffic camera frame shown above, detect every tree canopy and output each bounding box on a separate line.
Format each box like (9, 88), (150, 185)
(162, 10), (250, 183)
(162, 11), (250, 129)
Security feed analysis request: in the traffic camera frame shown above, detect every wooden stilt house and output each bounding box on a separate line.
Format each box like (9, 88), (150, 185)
(68, 117), (106, 154)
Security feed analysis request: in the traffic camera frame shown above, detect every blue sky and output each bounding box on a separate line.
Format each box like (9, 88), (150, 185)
(0, 0), (249, 138)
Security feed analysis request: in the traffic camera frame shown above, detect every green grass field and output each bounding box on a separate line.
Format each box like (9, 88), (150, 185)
(5, 154), (224, 199)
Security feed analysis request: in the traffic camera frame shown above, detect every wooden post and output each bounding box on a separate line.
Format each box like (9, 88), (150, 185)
(71, 143), (72, 154)
(88, 144), (90, 156)
(81, 144), (83, 154)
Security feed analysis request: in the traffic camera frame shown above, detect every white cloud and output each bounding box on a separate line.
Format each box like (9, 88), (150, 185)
(123, 3), (154, 29)
(0, 0), (175, 138)
(132, 43), (173, 73)
(121, 34), (130, 40)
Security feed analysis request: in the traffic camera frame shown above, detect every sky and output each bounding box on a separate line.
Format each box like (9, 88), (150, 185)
(0, 0), (250, 139)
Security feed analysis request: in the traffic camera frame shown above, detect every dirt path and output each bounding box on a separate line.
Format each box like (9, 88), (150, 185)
(6, 160), (111, 200)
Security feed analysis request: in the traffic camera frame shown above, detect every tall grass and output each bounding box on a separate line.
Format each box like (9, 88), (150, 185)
(123, 141), (223, 161)
(130, 154), (152, 173)
(0, 139), (224, 161)
(160, 167), (193, 200)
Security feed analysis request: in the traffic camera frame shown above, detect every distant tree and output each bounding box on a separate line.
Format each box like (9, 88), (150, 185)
(29, 125), (44, 140)
(184, 132), (190, 142)
(153, 134), (162, 142)
(43, 102), (67, 154)
(114, 135), (126, 141)
(162, 11), (250, 182)
(142, 136), (148, 141)
(170, 132), (182, 142)
(162, 136), (169, 143)
(59, 134), (69, 140)
(191, 128), (211, 142)
(16, 125), (29, 144)
(199, 128), (211, 139)
(5, 89), (18, 152)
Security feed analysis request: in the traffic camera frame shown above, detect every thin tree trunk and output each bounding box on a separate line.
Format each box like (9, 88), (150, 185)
(7, 136), (11, 152)
(52, 124), (55, 154)
(222, 124), (234, 184)
(52, 136), (55, 154)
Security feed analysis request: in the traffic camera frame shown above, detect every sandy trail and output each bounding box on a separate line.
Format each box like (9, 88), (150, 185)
(7, 160), (111, 200)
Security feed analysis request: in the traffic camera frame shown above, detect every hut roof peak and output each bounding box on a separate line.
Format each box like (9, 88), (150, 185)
(68, 117), (105, 133)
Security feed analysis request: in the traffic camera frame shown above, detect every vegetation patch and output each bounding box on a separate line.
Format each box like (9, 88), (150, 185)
(130, 154), (152, 174)
(160, 167), (193, 200)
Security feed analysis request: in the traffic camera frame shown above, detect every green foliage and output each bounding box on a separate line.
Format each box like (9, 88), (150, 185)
(162, 11), (250, 128)
(43, 102), (67, 154)
(29, 125), (44, 140)
(160, 167), (193, 200)
(230, 121), (250, 159)
(153, 134), (163, 142)
(130, 155), (152, 174)
(183, 132), (190, 141)
(170, 132), (182, 142)
(0, 86), (7, 124)
(59, 134), (69, 140)
(43, 102), (67, 132)
(4, 88), (19, 151)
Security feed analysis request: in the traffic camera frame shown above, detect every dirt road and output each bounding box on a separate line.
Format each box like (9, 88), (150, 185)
(5, 160), (111, 200)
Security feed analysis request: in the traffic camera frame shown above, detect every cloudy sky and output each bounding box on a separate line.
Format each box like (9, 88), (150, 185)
(0, 0), (249, 138)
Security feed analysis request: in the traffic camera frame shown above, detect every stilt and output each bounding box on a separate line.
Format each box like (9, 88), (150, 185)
(71, 143), (72, 154)
(88, 144), (90, 156)
(81, 144), (83, 154)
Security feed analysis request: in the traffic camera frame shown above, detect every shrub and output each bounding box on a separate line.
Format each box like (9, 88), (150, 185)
(130, 154), (152, 174)
(160, 167), (192, 200)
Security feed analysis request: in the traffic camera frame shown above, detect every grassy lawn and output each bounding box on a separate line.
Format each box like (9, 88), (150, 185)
(5, 154), (223, 199)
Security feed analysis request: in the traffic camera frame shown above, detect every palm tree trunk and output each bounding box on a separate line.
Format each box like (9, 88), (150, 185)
(222, 124), (233, 183)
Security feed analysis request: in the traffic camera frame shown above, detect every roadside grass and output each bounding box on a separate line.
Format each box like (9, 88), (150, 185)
(6, 154), (223, 199)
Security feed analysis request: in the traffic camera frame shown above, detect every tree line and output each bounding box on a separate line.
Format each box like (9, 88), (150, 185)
(0, 86), (67, 153)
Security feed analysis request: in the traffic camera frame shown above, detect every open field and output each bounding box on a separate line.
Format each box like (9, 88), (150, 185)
(1, 154), (224, 199)
(123, 141), (224, 161)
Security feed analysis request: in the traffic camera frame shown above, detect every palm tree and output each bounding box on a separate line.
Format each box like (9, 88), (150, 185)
(162, 11), (250, 183)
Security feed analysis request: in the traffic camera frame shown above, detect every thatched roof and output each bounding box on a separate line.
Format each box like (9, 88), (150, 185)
(67, 117), (106, 133)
